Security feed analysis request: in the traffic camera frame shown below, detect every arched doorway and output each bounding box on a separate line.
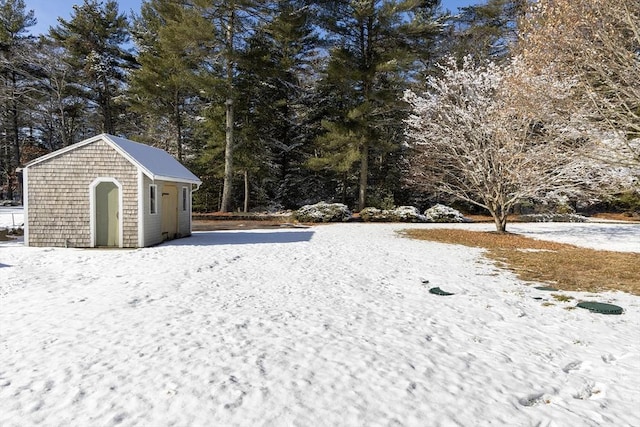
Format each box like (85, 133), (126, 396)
(92, 179), (122, 247)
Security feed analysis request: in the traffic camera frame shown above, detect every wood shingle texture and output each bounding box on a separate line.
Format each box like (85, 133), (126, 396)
(23, 134), (201, 248)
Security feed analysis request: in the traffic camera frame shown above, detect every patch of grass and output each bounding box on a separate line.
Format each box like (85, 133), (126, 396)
(551, 294), (574, 302)
(404, 228), (640, 296)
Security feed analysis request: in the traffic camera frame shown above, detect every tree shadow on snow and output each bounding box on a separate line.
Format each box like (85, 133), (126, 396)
(164, 230), (315, 246)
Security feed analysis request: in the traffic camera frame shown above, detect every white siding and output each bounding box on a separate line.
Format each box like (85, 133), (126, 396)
(142, 175), (163, 246)
(178, 185), (192, 237)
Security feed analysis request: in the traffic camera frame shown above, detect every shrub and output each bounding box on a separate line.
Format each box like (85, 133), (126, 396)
(293, 202), (352, 222)
(359, 207), (389, 222)
(393, 206), (427, 222)
(612, 191), (640, 213)
(424, 204), (469, 223)
(360, 206), (427, 222)
(518, 213), (587, 222)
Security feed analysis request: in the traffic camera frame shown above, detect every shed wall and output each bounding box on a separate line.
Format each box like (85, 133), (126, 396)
(142, 175), (163, 247)
(178, 184), (192, 237)
(141, 179), (192, 246)
(26, 139), (139, 247)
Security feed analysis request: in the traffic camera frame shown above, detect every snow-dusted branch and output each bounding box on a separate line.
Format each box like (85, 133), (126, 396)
(404, 57), (623, 232)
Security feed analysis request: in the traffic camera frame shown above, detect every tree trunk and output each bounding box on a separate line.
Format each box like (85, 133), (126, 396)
(174, 90), (183, 162)
(9, 73), (20, 200)
(243, 169), (249, 213)
(221, 100), (234, 212)
(341, 172), (347, 205)
(489, 204), (508, 233)
(358, 140), (369, 211)
(100, 79), (114, 134)
(220, 8), (235, 213)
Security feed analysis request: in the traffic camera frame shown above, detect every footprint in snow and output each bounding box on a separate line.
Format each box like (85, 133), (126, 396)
(573, 381), (604, 400)
(562, 360), (583, 373)
(601, 353), (616, 364)
(518, 392), (550, 407)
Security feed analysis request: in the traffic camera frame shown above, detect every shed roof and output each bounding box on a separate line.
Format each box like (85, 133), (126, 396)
(25, 133), (202, 185)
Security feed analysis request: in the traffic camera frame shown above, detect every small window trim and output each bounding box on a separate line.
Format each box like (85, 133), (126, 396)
(150, 184), (158, 215)
(182, 187), (188, 212)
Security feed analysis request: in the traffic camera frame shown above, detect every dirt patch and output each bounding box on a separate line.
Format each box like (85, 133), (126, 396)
(464, 212), (640, 223)
(590, 212), (640, 222)
(193, 219), (308, 231)
(404, 228), (640, 295)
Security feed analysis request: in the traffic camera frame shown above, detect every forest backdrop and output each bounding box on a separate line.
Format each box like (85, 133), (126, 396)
(1, 0), (638, 216)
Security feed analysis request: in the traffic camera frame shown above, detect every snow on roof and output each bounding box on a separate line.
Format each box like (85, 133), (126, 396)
(105, 134), (201, 184)
(25, 133), (201, 185)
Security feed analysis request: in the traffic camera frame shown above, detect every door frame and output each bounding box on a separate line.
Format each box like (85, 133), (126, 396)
(89, 177), (123, 248)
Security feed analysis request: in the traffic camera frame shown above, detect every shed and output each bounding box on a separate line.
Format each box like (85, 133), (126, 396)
(23, 133), (202, 248)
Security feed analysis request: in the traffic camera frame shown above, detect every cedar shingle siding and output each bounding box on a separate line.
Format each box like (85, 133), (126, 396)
(24, 134), (201, 248)
(26, 139), (138, 247)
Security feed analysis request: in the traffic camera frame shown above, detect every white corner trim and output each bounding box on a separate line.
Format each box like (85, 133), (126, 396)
(23, 167), (29, 246)
(137, 170), (145, 248)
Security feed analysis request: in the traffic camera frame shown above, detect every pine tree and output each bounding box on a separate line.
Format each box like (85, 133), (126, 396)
(129, 0), (215, 161)
(234, 0), (320, 209)
(313, 0), (442, 211)
(194, 0), (274, 212)
(0, 0), (36, 201)
(50, 0), (135, 135)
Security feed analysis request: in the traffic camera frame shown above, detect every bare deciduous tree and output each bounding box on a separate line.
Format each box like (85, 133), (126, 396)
(519, 0), (640, 171)
(404, 57), (612, 232)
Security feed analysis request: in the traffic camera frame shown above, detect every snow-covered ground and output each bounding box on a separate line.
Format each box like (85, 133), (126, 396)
(1, 213), (639, 426)
(0, 206), (23, 230)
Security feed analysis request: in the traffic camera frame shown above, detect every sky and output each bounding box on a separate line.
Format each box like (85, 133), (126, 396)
(23, 0), (480, 36)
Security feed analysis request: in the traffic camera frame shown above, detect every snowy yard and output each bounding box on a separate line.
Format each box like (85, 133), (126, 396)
(1, 211), (639, 426)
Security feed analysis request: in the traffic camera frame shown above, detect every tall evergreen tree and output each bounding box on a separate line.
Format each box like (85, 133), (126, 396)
(129, 0), (215, 161)
(235, 0), (320, 209)
(194, 0), (274, 212)
(50, 0), (135, 135)
(0, 0), (36, 201)
(313, 0), (443, 210)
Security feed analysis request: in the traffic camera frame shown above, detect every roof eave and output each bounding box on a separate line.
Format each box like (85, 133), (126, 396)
(151, 175), (202, 185)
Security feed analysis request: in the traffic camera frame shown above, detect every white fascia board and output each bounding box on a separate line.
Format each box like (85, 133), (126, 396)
(152, 175), (202, 186)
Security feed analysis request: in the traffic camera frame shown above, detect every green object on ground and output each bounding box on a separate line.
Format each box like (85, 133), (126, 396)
(429, 287), (454, 296)
(535, 286), (558, 291)
(576, 301), (623, 315)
